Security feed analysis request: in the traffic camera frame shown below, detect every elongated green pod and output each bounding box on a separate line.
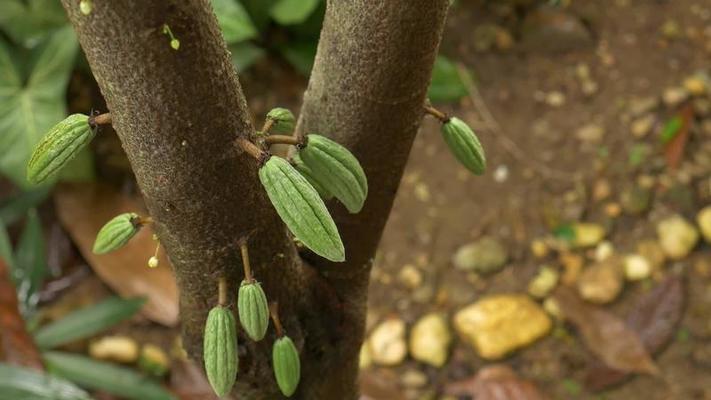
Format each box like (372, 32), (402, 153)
(238, 280), (269, 341)
(441, 117), (486, 175)
(298, 134), (368, 213)
(259, 156), (345, 262)
(266, 108), (296, 134)
(203, 306), (238, 397)
(292, 154), (333, 200)
(93, 213), (142, 254)
(272, 335), (300, 397)
(27, 113), (95, 184)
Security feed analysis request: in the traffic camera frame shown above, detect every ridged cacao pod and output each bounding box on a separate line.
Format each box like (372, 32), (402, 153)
(441, 117), (486, 175)
(92, 213), (141, 254)
(237, 280), (269, 341)
(259, 156), (344, 262)
(203, 306), (238, 397)
(266, 108), (296, 134)
(292, 153), (333, 200)
(27, 113), (95, 184)
(272, 335), (300, 397)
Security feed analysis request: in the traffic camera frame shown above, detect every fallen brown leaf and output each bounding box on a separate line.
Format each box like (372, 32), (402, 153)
(54, 183), (178, 326)
(445, 365), (548, 400)
(584, 276), (684, 390)
(553, 286), (659, 375)
(0, 258), (44, 369)
(664, 104), (693, 170)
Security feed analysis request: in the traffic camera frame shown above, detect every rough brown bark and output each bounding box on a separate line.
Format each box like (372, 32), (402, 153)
(61, 0), (449, 398)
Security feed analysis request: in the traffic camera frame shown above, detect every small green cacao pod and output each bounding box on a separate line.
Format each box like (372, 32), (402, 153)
(292, 154), (333, 200)
(299, 134), (368, 214)
(204, 306), (238, 397)
(266, 108), (296, 134)
(92, 213), (141, 254)
(272, 335), (300, 397)
(259, 156), (345, 262)
(27, 114), (95, 184)
(441, 117), (486, 175)
(237, 280), (269, 341)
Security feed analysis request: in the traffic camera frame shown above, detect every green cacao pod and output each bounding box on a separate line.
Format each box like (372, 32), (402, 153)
(259, 156), (345, 262)
(266, 108), (296, 134)
(272, 335), (300, 397)
(298, 134), (368, 214)
(441, 117), (486, 175)
(292, 154), (333, 200)
(27, 114), (95, 184)
(92, 213), (141, 254)
(204, 306), (238, 397)
(237, 280), (269, 341)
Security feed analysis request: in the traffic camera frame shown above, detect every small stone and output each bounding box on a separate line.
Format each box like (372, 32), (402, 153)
(605, 202), (622, 218)
(657, 215), (700, 260)
(400, 369), (428, 389)
(624, 254), (652, 281)
(398, 264), (423, 289)
(493, 165), (509, 183)
(577, 258), (624, 304)
(662, 87), (689, 108)
(409, 313), (451, 367)
(594, 241), (615, 262)
(593, 179), (612, 201)
(367, 318), (407, 366)
(453, 295), (552, 360)
(138, 344), (169, 377)
(530, 239), (550, 259)
(527, 266), (560, 299)
(630, 114), (656, 138)
(636, 240), (667, 270)
(573, 223), (606, 248)
(545, 91), (566, 107)
(684, 75), (708, 96)
(581, 80), (599, 96)
(89, 336), (139, 363)
(696, 206), (711, 243)
(543, 297), (563, 319)
(661, 19), (682, 39)
(452, 236), (508, 274)
(576, 123), (605, 143)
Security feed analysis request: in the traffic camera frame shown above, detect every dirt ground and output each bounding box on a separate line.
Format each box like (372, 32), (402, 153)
(360, 0), (711, 399)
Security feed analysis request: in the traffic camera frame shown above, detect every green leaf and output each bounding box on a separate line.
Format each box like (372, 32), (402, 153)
(660, 115), (682, 144)
(270, 0), (320, 25)
(44, 352), (175, 400)
(0, 26), (79, 188)
(0, 0), (68, 47)
(229, 42), (265, 72)
(280, 41), (317, 76)
(241, 0), (278, 30)
(14, 208), (47, 317)
(34, 296), (145, 350)
(0, 363), (93, 400)
(428, 55), (470, 103)
(0, 186), (51, 225)
(0, 223), (14, 269)
(211, 0), (258, 44)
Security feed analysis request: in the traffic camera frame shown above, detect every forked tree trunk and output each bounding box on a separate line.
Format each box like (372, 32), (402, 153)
(60, 0), (448, 398)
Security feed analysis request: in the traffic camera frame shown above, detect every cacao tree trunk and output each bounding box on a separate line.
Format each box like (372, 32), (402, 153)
(60, 0), (448, 398)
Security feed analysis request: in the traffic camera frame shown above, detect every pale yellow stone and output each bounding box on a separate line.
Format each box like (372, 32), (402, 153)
(89, 336), (139, 363)
(409, 313), (451, 367)
(453, 295), (551, 360)
(696, 206), (711, 243)
(367, 318), (407, 366)
(573, 223), (606, 248)
(657, 215), (699, 260)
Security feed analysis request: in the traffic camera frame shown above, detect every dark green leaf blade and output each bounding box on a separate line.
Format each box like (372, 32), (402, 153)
(270, 0), (320, 25)
(0, 362), (93, 400)
(428, 55), (471, 103)
(13, 209), (46, 317)
(211, 0), (258, 44)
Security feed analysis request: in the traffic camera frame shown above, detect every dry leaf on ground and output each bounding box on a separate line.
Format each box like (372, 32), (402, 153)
(445, 364), (548, 400)
(54, 183), (178, 326)
(553, 286), (659, 376)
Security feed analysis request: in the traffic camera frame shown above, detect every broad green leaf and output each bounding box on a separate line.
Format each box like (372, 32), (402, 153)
(44, 352), (176, 400)
(241, 0), (278, 30)
(0, 363), (93, 400)
(0, 0), (68, 47)
(14, 208), (46, 317)
(270, 0), (320, 25)
(211, 0), (258, 44)
(34, 296), (146, 350)
(230, 42), (265, 72)
(0, 26), (79, 187)
(0, 223), (14, 269)
(0, 186), (51, 225)
(280, 41), (317, 76)
(428, 55), (471, 103)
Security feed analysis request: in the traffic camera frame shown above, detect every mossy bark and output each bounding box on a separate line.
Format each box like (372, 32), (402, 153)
(61, 0), (448, 398)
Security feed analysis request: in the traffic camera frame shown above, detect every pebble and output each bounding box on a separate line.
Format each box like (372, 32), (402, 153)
(89, 336), (139, 363)
(453, 294), (551, 360)
(630, 114), (655, 138)
(594, 241), (615, 262)
(528, 266), (560, 299)
(452, 236), (508, 274)
(545, 91), (566, 107)
(543, 297), (563, 319)
(662, 87), (689, 108)
(624, 254), (652, 281)
(684, 75), (708, 96)
(138, 344), (169, 377)
(696, 206), (711, 243)
(577, 258), (624, 304)
(657, 215), (700, 260)
(661, 19), (682, 39)
(573, 223), (606, 248)
(409, 313), (451, 367)
(636, 240), (667, 270)
(576, 123), (605, 143)
(398, 264), (423, 289)
(530, 239), (550, 259)
(367, 317), (407, 366)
